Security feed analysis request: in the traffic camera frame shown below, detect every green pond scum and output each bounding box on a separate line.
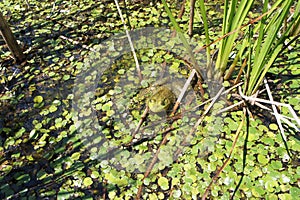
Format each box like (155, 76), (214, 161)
(0, 0), (299, 199)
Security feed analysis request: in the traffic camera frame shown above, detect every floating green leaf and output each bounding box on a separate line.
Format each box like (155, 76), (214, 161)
(91, 171), (99, 179)
(251, 186), (266, 197)
(257, 154), (269, 165)
(34, 95), (43, 103)
(71, 152), (81, 160)
(158, 177), (169, 191)
(269, 123), (278, 131)
(49, 105), (57, 113)
(4, 137), (15, 148)
(83, 177), (93, 187)
(290, 187), (300, 199)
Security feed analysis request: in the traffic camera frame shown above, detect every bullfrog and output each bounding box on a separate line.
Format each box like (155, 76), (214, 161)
(147, 85), (176, 113)
(130, 77), (194, 114)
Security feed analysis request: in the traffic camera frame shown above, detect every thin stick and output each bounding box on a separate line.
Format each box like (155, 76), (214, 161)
(114, 0), (143, 81)
(171, 69), (196, 115)
(59, 35), (97, 52)
(193, 82), (243, 111)
(178, 0), (186, 19)
(175, 86), (225, 158)
(264, 78), (286, 139)
(217, 100), (244, 114)
(238, 86), (300, 127)
(131, 107), (149, 140)
(218, 85), (299, 131)
(189, 0), (196, 37)
(135, 130), (173, 200)
(202, 111), (245, 199)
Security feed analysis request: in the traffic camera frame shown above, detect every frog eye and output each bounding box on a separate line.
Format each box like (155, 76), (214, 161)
(162, 99), (169, 106)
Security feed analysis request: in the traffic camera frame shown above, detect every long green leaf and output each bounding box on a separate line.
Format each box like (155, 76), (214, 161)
(253, 0), (268, 60)
(215, 0), (254, 79)
(161, 0), (203, 79)
(198, 0), (212, 78)
(247, 0), (294, 95)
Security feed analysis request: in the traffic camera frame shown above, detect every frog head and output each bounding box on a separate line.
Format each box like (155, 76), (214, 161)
(147, 86), (176, 113)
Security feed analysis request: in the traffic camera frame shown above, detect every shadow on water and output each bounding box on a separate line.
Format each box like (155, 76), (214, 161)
(0, 1), (135, 198)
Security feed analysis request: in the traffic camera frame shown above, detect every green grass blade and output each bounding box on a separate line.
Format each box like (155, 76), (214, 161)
(252, 44), (282, 93)
(253, 0), (268, 60)
(215, 0), (254, 78)
(161, 0), (203, 79)
(198, 0), (212, 78)
(247, 0), (294, 95)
